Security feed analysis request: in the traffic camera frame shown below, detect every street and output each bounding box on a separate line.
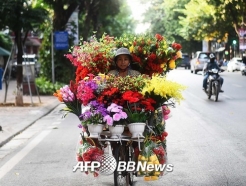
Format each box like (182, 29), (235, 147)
(0, 69), (246, 186)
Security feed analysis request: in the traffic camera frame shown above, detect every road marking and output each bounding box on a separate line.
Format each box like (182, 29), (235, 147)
(221, 94), (232, 99)
(0, 130), (51, 180)
(51, 122), (61, 125)
(185, 90), (205, 101)
(232, 84), (242, 87)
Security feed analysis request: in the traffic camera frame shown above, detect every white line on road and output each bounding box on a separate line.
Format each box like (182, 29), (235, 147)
(0, 130), (51, 180)
(51, 122), (61, 125)
(221, 94), (232, 99)
(232, 84), (242, 87)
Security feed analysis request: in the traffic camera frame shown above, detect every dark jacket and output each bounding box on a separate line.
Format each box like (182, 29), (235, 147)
(203, 61), (220, 75)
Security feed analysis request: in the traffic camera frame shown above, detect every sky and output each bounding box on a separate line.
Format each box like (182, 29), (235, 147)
(126, 0), (150, 34)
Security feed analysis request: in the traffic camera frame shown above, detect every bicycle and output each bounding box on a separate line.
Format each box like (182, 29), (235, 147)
(77, 101), (175, 185)
(97, 131), (144, 186)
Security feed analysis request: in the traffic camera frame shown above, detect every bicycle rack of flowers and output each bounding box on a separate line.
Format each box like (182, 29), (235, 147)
(54, 33), (186, 181)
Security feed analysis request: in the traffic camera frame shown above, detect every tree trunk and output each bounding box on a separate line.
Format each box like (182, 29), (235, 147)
(15, 31), (23, 106)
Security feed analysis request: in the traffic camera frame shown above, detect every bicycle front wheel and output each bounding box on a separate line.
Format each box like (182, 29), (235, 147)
(113, 144), (127, 186)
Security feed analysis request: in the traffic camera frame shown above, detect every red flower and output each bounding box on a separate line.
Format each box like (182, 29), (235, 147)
(141, 98), (156, 111)
(155, 34), (164, 41)
(75, 66), (90, 83)
(172, 43), (182, 50)
(122, 91), (143, 103)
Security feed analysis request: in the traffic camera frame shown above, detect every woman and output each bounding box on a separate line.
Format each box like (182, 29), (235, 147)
(108, 47), (140, 77)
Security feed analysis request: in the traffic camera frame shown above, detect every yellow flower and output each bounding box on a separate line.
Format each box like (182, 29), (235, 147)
(169, 59), (176, 69)
(129, 45), (134, 53)
(83, 77), (89, 80)
(176, 51), (182, 58)
(141, 76), (186, 104)
(98, 73), (109, 80)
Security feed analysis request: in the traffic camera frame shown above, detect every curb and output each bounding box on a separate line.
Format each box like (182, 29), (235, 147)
(0, 100), (60, 148)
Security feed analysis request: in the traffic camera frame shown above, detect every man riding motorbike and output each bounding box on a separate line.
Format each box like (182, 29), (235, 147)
(203, 53), (224, 93)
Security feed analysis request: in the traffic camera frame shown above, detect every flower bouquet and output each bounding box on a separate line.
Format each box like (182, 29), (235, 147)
(121, 90), (156, 123)
(76, 134), (104, 177)
(65, 33), (182, 83)
(53, 81), (81, 117)
(65, 34), (116, 83)
(115, 33), (182, 76)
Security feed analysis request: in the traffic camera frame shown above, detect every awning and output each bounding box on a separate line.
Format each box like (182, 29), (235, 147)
(215, 47), (225, 52)
(0, 46), (11, 56)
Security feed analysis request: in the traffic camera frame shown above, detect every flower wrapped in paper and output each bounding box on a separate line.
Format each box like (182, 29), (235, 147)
(76, 134), (104, 177)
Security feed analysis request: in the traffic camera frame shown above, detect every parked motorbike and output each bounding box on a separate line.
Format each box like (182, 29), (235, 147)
(205, 68), (223, 102)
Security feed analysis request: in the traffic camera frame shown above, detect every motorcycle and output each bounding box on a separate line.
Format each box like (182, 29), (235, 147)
(205, 68), (223, 102)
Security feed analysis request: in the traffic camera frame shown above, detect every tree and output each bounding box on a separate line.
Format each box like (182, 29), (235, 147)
(141, 0), (201, 54)
(0, 0), (49, 106)
(39, 0), (134, 84)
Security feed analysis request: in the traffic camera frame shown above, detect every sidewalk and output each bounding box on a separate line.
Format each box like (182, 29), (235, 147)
(0, 80), (60, 147)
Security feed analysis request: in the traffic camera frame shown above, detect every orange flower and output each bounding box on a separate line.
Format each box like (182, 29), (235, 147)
(53, 90), (63, 102)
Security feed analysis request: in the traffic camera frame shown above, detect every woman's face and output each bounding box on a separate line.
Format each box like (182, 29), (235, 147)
(116, 54), (130, 70)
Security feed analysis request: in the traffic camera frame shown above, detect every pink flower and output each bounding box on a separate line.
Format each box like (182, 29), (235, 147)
(164, 115), (169, 120)
(103, 115), (113, 126)
(120, 111), (127, 119)
(113, 113), (121, 121)
(107, 103), (117, 112)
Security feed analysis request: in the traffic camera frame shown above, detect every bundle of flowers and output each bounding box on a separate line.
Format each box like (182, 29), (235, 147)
(136, 139), (167, 181)
(141, 75), (186, 109)
(53, 81), (81, 117)
(65, 33), (182, 83)
(105, 74), (148, 93)
(76, 135), (104, 177)
(54, 74), (185, 127)
(65, 34), (116, 82)
(115, 33), (182, 76)
(122, 90), (156, 123)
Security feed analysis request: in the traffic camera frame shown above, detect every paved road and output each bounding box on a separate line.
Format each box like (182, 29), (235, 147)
(0, 69), (245, 186)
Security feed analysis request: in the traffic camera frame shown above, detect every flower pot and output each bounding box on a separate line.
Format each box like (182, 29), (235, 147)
(87, 124), (104, 138)
(108, 125), (124, 139)
(128, 122), (146, 138)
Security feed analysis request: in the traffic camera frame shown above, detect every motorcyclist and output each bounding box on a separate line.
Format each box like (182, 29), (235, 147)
(203, 53), (224, 93)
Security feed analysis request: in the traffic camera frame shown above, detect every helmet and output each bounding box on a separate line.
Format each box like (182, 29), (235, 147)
(209, 53), (215, 59)
(114, 47), (132, 62)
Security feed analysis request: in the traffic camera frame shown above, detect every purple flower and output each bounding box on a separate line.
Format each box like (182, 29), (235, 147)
(89, 100), (108, 116)
(81, 110), (92, 120)
(90, 100), (99, 107)
(85, 80), (98, 90)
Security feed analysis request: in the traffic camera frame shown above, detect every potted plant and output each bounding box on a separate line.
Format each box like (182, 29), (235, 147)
(103, 103), (128, 138)
(121, 90), (156, 138)
(79, 100), (108, 138)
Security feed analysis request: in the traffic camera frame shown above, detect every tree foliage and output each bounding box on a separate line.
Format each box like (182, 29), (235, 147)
(141, 0), (246, 54)
(0, 0), (49, 105)
(39, 0), (134, 84)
